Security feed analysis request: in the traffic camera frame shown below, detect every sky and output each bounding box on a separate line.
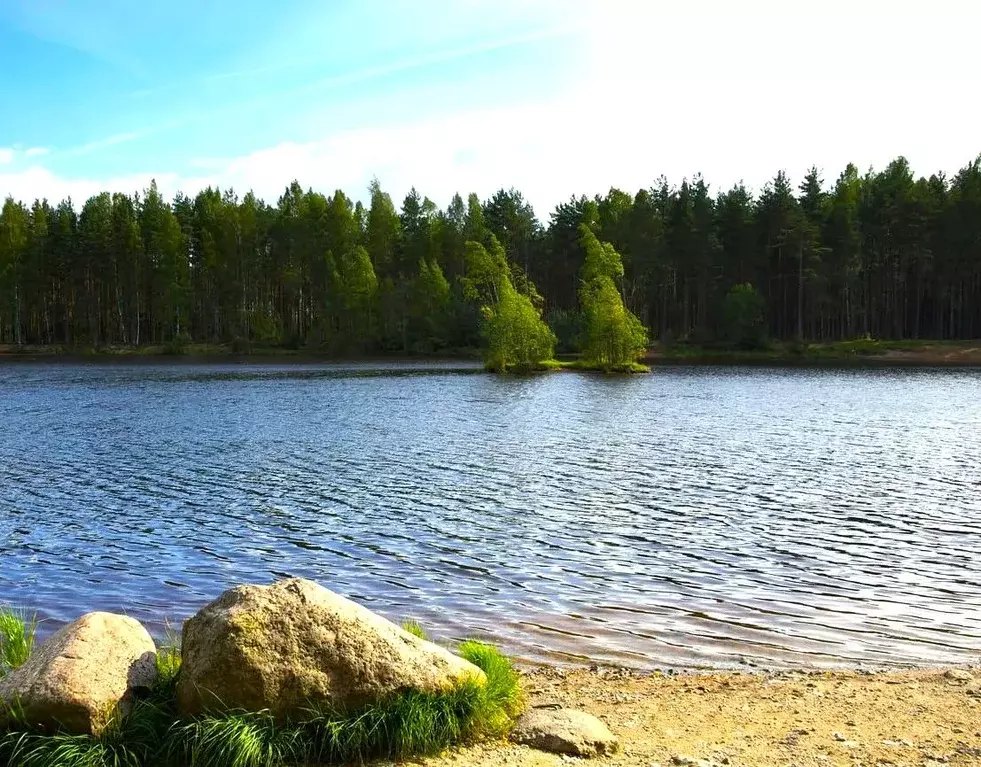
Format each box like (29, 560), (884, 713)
(0, 0), (979, 216)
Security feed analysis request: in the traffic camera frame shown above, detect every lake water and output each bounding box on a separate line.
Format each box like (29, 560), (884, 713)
(1, 361), (979, 670)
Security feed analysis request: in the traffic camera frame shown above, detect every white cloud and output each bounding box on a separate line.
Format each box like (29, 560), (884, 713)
(25, 147), (50, 158)
(0, 148), (13, 165)
(0, 165), (179, 205)
(2, 0), (979, 213)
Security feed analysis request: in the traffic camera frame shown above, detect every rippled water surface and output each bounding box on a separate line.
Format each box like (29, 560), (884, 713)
(1, 362), (980, 669)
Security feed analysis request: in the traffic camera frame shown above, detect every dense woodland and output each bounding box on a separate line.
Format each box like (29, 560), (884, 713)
(1, 154), (981, 353)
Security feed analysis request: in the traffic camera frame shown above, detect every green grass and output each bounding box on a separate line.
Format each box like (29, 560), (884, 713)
(400, 619), (429, 641)
(0, 608), (36, 678)
(1, 681), (177, 767)
(457, 640), (524, 733)
(154, 626), (183, 699)
(484, 358), (651, 374)
(0, 618), (523, 767)
(483, 358), (564, 374)
(176, 640), (523, 767)
(554, 359), (651, 374)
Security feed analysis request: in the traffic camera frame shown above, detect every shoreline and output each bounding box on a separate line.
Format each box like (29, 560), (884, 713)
(644, 339), (981, 368)
(2, 340), (981, 368)
(5, 598), (979, 764)
(432, 663), (981, 767)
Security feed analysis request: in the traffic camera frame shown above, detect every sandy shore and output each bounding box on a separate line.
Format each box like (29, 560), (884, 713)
(426, 665), (980, 767)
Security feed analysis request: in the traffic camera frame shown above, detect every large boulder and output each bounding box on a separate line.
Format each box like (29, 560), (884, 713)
(177, 578), (486, 718)
(512, 707), (619, 757)
(0, 612), (157, 735)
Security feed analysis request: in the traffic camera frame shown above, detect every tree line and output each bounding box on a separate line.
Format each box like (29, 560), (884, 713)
(1, 154), (980, 356)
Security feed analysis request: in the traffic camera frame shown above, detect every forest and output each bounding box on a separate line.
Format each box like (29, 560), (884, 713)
(1, 154), (980, 356)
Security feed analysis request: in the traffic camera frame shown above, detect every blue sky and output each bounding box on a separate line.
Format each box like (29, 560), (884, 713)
(1, 0), (979, 214)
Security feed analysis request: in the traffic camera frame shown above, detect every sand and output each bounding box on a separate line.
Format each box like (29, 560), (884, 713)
(426, 665), (980, 767)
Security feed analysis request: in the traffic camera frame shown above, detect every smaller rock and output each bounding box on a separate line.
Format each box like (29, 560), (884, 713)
(833, 732), (848, 742)
(511, 708), (618, 758)
(784, 728), (809, 746)
(0, 612), (156, 736)
(670, 758), (717, 767)
(944, 669), (974, 682)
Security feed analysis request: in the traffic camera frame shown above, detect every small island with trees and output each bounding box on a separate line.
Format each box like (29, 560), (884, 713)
(470, 225), (647, 373)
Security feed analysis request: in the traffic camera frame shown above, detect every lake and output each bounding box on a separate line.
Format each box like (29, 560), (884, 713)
(1, 361), (979, 670)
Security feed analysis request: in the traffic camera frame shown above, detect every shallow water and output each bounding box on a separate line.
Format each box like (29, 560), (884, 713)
(1, 361), (980, 669)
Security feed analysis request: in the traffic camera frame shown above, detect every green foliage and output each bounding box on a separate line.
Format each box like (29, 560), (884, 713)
(578, 227), (648, 367)
(459, 239), (507, 305)
(546, 308), (584, 354)
(162, 332), (192, 356)
(408, 259), (451, 353)
(0, 608), (35, 678)
(246, 307), (283, 346)
(580, 280), (649, 368)
(4, 157), (981, 351)
(722, 283), (767, 349)
(483, 280), (557, 373)
(461, 237), (555, 372)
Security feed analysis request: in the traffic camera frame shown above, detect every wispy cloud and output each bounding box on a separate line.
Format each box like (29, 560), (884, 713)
(125, 22), (578, 102)
(65, 131), (149, 156)
(62, 118), (193, 157)
(0, 148), (13, 165)
(25, 147), (50, 158)
(290, 26), (579, 98)
(91, 27), (581, 160)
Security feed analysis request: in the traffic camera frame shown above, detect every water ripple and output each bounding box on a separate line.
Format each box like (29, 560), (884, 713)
(1, 362), (980, 670)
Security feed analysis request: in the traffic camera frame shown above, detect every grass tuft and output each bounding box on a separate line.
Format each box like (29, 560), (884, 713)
(0, 608), (36, 679)
(400, 619), (428, 641)
(172, 710), (304, 767)
(0, 696), (173, 767)
(458, 641), (525, 730)
(154, 626), (182, 699)
(177, 640), (523, 766)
